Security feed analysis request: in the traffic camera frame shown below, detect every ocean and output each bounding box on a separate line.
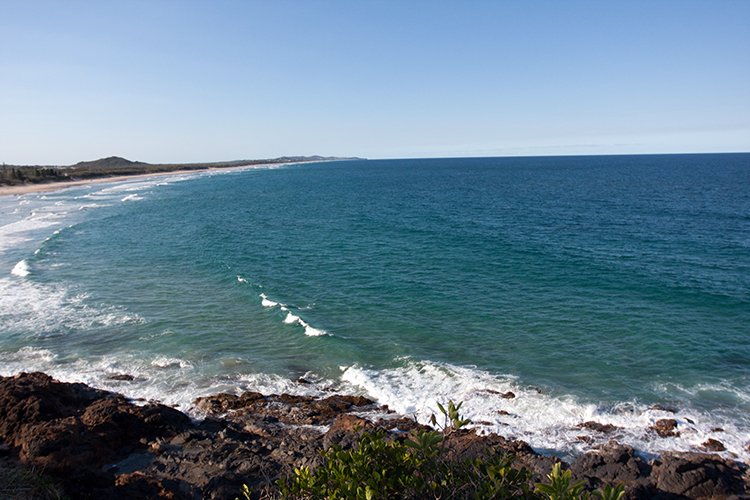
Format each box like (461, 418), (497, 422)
(1, 154), (749, 460)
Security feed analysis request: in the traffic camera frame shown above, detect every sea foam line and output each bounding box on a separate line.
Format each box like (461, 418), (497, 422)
(0, 347), (328, 415)
(340, 359), (750, 462)
(239, 275), (329, 337)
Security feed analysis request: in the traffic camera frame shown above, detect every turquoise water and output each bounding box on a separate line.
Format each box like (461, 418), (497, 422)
(1, 154), (749, 458)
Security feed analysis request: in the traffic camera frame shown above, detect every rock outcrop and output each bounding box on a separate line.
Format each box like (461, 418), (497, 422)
(0, 372), (747, 499)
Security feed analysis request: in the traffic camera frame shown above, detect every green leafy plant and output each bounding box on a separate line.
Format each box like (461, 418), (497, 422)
(592, 483), (625, 500)
(431, 399), (472, 434)
(277, 401), (534, 499)
(534, 462), (587, 500)
(262, 400), (626, 499)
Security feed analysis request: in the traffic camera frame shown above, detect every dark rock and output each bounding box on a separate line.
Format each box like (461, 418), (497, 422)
(577, 421), (620, 434)
(652, 418), (679, 437)
(702, 438), (726, 452)
(193, 391), (265, 414)
(480, 388), (516, 398)
(296, 377), (311, 384)
(107, 373), (135, 381)
(711, 427), (724, 433)
(323, 414), (372, 449)
(571, 442), (650, 490)
(652, 452), (745, 498)
(2, 372), (747, 499)
(498, 409), (511, 416)
(649, 404), (678, 413)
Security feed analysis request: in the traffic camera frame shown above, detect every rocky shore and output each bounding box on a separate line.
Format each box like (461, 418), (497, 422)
(0, 372), (747, 499)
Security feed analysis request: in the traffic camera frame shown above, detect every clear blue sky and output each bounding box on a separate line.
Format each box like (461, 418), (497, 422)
(1, 0), (748, 164)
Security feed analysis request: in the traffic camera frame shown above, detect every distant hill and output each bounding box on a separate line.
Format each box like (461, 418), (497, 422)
(71, 156), (148, 169)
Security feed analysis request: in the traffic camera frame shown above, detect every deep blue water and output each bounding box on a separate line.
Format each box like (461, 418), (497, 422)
(1, 153), (749, 458)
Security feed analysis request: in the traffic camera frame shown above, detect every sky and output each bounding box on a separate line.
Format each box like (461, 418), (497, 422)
(1, 0), (749, 164)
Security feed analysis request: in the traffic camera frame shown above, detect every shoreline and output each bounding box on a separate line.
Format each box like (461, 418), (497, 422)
(0, 160), (311, 197)
(0, 371), (746, 498)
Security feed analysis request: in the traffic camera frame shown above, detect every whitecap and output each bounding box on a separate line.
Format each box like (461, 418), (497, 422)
(283, 311), (300, 324)
(121, 193), (143, 202)
(151, 356), (193, 369)
(281, 310), (329, 336)
(302, 324), (328, 337)
(260, 293), (278, 308)
(11, 259), (30, 277)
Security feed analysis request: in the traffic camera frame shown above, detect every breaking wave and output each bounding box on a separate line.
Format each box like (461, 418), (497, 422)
(341, 359), (750, 461)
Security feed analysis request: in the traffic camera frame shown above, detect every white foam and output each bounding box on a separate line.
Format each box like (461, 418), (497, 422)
(0, 347), (329, 415)
(260, 293), (279, 308)
(258, 292), (330, 336)
(0, 277), (144, 335)
(11, 259), (30, 277)
(283, 311), (299, 324)
(151, 356), (194, 369)
(302, 323), (328, 337)
(280, 307), (329, 336)
(236, 275), (248, 284)
(121, 194), (144, 202)
(78, 203), (107, 210)
(16, 346), (57, 362)
(340, 359), (750, 461)
(0, 215), (61, 252)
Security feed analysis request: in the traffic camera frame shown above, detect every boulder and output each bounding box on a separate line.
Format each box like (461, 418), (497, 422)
(652, 418), (679, 437)
(701, 438), (726, 452)
(571, 442), (650, 490)
(577, 421), (620, 434)
(652, 452), (746, 498)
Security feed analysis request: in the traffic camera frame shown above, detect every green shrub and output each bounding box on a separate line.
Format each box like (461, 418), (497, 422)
(245, 400), (625, 499)
(277, 429), (534, 499)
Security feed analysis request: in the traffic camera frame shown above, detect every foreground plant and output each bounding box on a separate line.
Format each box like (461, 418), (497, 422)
(534, 463), (625, 500)
(278, 429), (534, 499)
(248, 401), (624, 499)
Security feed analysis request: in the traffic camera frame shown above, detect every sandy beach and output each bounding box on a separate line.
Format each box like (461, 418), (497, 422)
(0, 163), (282, 197)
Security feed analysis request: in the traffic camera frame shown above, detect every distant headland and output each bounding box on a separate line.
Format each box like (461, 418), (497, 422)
(0, 155), (363, 188)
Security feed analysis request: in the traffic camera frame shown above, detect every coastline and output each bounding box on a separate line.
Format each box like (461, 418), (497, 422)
(0, 371), (746, 498)
(0, 163), (275, 197)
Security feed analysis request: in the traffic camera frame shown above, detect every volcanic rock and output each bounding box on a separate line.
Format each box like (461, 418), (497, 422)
(577, 421), (620, 434)
(652, 452), (745, 498)
(701, 438), (726, 452)
(1, 372), (747, 499)
(652, 418), (679, 437)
